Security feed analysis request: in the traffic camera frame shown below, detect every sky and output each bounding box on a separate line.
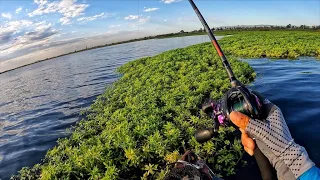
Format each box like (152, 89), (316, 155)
(0, 0), (319, 72)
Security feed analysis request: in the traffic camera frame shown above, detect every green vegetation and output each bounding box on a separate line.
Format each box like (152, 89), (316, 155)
(220, 31), (320, 59)
(13, 30), (320, 180)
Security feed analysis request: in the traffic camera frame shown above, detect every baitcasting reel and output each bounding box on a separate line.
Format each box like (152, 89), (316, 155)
(195, 84), (263, 143)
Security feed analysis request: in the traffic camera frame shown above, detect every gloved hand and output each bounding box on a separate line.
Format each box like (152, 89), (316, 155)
(230, 98), (315, 179)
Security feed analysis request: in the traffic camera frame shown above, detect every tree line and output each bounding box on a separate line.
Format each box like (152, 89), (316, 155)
(188, 24), (320, 32)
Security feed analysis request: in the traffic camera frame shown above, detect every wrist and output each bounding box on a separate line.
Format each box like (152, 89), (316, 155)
(280, 142), (315, 178)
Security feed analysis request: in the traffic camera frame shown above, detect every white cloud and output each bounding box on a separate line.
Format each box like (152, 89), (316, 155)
(34, 0), (48, 6)
(160, 0), (181, 4)
(35, 21), (46, 26)
(109, 24), (121, 28)
(1, 13), (12, 19)
(128, 16), (150, 28)
(77, 12), (113, 22)
(0, 21), (58, 56)
(59, 17), (71, 25)
(143, 8), (159, 12)
(15, 7), (23, 14)
(124, 15), (140, 20)
(35, 22), (52, 31)
(0, 20), (33, 44)
(29, 0), (89, 25)
(138, 16), (150, 25)
(125, 15), (150, 28)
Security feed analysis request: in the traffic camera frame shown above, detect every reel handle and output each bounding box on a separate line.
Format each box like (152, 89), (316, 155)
(195, 128), (218, 143)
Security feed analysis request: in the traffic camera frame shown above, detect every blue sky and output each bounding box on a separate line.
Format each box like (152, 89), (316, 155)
(0, 0), (319, 72)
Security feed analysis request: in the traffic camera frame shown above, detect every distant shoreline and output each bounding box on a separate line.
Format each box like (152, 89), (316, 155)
(0, 31), (216, 74)
(1, 28), (318, 74)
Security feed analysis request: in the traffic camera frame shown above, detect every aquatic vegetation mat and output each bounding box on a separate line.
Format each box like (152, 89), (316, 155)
(13, 30), (320, 179)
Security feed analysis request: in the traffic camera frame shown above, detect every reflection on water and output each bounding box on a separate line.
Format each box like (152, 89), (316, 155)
(0, 35), (212, 179)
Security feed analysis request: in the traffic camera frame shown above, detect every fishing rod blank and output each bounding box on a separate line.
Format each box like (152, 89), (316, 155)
(187, 0), (238, 86)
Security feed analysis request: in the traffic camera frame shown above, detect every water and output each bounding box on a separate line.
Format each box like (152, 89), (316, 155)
(0, 35), (319, 179)
(248, 58), (320, 165)
(0, 35), (213, 179)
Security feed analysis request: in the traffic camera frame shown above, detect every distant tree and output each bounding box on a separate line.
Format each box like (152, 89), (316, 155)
(300, 25), (310, 29)
(180, 30), (185, 33)
(286, 24), (292, 29)
(199, 28), (203, 32)
(211, 27), (215, 32)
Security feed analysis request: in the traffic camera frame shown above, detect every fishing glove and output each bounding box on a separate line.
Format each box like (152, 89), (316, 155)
(231, 98), (315, 180)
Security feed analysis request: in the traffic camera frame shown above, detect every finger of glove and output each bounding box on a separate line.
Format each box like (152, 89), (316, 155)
(230, 111), (250, 129)
(246, 105), (291, 143)
(244, 146), (254, 156)
(230, 111), (268, 140)
(240, 129), (256, 150)
(245, 117), (269, 140)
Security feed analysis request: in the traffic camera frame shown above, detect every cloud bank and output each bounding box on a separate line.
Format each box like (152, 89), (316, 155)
(28, 0), (89, 25)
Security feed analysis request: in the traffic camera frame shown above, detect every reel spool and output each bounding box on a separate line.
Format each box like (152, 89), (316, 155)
(222, 86), (263, 121)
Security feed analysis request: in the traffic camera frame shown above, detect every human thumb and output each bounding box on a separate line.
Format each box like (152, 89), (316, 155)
(230, 111), (250, 129)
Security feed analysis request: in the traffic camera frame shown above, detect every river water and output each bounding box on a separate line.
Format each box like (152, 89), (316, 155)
(0, 35), (319, 179)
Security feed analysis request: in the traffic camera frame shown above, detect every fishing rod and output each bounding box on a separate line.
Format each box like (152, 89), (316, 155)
(187, 0), (263, 139)
(187, 0), (276, 179)
(188, 0), (238, 87)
